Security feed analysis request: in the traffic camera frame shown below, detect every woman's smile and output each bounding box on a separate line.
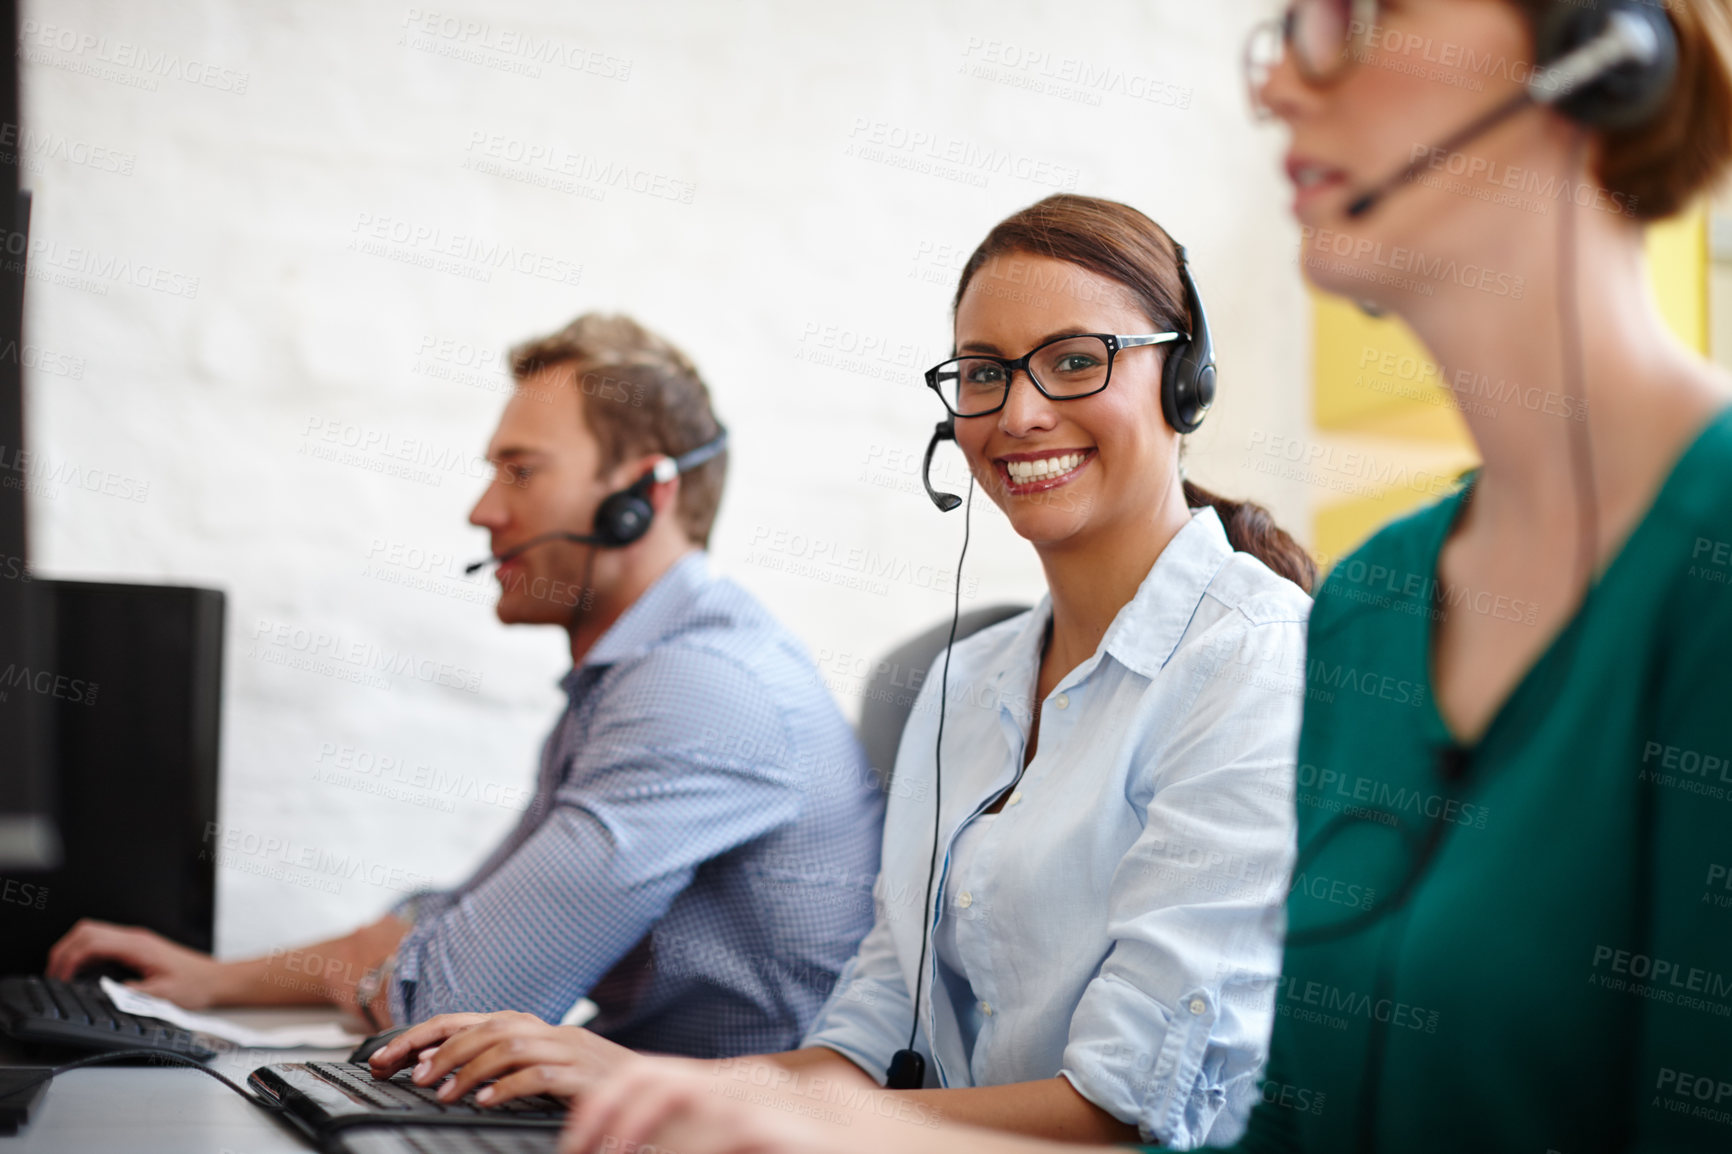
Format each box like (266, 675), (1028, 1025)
(994, 448), (1096, 495)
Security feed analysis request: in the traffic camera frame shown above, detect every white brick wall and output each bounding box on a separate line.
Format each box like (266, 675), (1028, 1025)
(18, 0), (1311, 958)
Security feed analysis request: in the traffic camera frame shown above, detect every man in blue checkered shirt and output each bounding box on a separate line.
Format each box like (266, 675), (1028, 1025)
(48, 313), (885, 1057)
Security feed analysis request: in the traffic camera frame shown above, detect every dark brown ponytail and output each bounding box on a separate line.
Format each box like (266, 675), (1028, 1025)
(1182, 480), (1317, 593)
(956, 194), (1316, 593)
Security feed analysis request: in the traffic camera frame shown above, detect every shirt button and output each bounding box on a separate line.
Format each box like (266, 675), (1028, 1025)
(1006, 790), (1022, 807)
(956, 892), (973, 909)
(1053, 693), (1070, 710)
(979, 1001), (993, 1016)
(1188, 997), (1207, 1015)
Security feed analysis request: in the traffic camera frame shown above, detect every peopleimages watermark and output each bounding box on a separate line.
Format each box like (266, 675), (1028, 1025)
(856, 441), (974, 502)
(1652, 1065), (1732, 1128)
(1589, 944), (1732, 1017)
(0, 339), (87, 380)
(792, 320), (936, 388)
(1299, 226), (1526, 299)
(1245, 429), (1466, 502)
(1325, 554), (1542, 627)
(1639, 740), (1732, 802)
(1404, 143), (1638, 218)
(18, 19), (250, 95)
(844, 117), (1080, 192)
(410, 334), (519, 401)
(1, 876), (49, 912)
(743, 525), (977, 600)
(200, 821), (434, 896)
(247, 617), (484, 695)
(0, 443), (151, 504)
(398, 9), (632, 82)
(957, 37), (1194, 111)
(1691, 537), (1732, 589)
(1354, 346), (1588, 424)
(906, 237), (972, 290)
(1286, 761), (1490, 830)
(1276, 973), (1440, 1034)
(0, 121), (135, 178)
(0, 663), (99, 707)
(1704, 862), (1732, 912)
(313, 741), (533, 815)
(11, 234), (200, 300)
(347, 212), (584, 287)
(299, 416), (493, 489)
(462, 131), (695, 205)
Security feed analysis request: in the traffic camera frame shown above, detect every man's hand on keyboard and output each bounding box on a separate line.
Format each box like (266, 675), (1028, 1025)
(44, 919), (223, 1009)
(369, 1011), (631, 1105)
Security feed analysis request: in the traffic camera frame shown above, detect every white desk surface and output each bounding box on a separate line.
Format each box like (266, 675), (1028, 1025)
(3, 1006), (357, 1152)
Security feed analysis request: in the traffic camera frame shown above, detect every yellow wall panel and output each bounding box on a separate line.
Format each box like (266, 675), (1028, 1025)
(1314, 487), (1439, 569)
(1648, 207), (1709, 355)
(1312, 294), (1465, 443)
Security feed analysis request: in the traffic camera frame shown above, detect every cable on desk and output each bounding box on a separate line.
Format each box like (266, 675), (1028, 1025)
(0, 1049), (284, 1112)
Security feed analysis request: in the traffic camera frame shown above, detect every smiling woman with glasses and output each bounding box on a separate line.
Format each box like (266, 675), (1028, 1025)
(358, 194), (1318, 1149)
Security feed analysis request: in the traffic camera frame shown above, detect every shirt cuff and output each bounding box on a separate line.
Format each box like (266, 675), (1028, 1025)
(1062, 979), (1224, 1148)
(800, 986), (907, 1088)
(387, 922), (428, 1024)
(389, 889), (450, 926)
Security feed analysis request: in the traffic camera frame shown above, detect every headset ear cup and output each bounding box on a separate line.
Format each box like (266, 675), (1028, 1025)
(1161, 250), (1217, 435)
(1536, 0), (1677, 130)
(1161, 341), (1206, 435)
(593, 489), (654, 548)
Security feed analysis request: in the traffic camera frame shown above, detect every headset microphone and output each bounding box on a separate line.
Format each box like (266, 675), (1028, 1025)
(1345, 2), (1674, 220)
(464, 531), (604, 575)
(464, 428), (729, 574)
(922, 420), (963, 513)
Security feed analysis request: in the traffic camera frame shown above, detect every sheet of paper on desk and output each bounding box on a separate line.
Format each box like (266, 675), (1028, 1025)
(100, 978), (366, 1049)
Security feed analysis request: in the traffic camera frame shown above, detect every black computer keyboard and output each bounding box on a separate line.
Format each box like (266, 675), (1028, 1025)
(0, 975), (217, 1059)
(301, 1060), (566, 1119)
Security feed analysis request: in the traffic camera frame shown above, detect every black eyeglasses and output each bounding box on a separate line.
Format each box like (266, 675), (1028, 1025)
(1245, 0), (1380, 117)
(924, 332), (1181, 419)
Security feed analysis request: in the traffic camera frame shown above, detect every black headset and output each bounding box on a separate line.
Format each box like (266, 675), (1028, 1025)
(1162, 244), (1218, 435)
(465, 428), (729, 573)
(589, 429), (730, 547)
(1537, 0), (1677, 130)
(1350, 0), (1677, 217)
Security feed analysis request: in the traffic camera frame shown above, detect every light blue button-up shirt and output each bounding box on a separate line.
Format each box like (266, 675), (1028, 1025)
(389, 552), (885, 1057)
(802, 508), (1308, 1147)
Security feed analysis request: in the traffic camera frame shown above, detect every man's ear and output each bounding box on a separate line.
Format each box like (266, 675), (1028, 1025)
(610, 453), (678, 513)
(647, 466), (680, 514)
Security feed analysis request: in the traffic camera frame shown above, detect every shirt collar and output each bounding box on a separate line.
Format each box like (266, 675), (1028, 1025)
(559, 551), (711, 693)
(993, 506), (1235, 694)
(1103, 505), (1234, 680)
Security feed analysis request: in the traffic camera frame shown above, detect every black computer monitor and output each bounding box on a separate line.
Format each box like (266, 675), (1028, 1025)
(0, 581), (225, 972)
(0, 0), (224, 967)
(0, 0), (56, 874)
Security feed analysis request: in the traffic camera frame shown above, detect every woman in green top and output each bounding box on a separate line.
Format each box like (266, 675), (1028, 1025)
(388, 3), (1732, 1152)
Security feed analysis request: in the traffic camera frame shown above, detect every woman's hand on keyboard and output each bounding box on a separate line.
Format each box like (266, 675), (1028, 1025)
(560, 1055), (959, 1154)
(369, 1011), (630, 1105)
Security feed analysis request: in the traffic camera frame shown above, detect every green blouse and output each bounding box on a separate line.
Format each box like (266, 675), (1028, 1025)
(1207, 406), (1732, 1153)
